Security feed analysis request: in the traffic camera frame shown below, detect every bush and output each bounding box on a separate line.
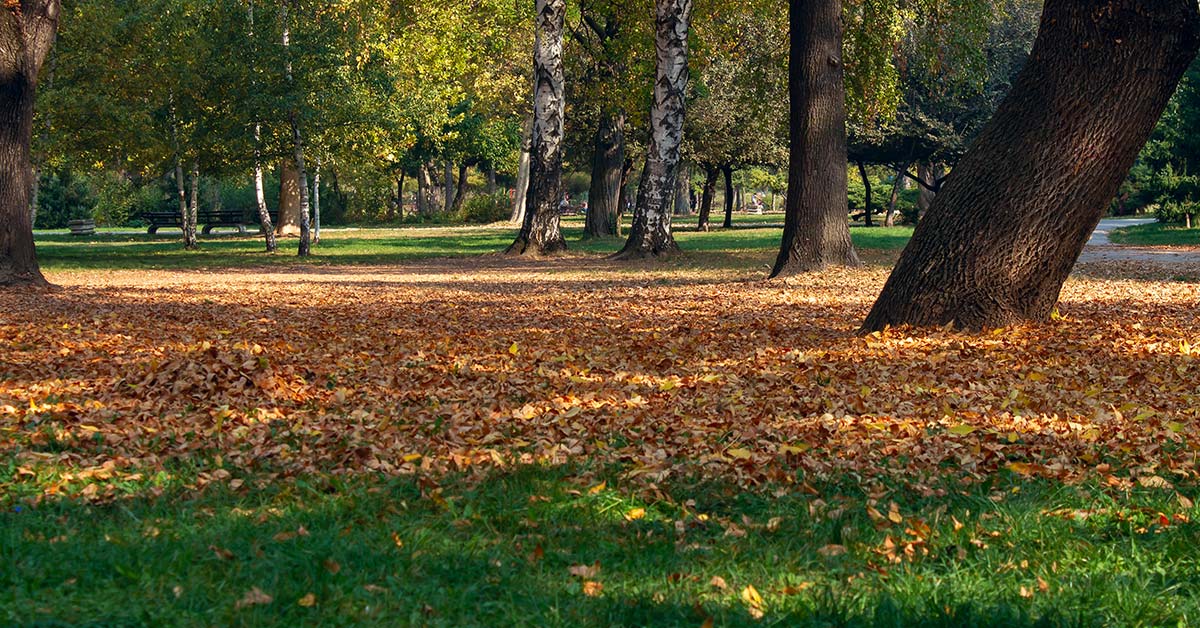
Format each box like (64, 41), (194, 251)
(458, 193), (511, 224)
(35, 169), (95, 229)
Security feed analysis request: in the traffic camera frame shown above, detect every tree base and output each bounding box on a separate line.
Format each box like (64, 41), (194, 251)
(505, 237), (568, 257)
(609, 238), (680, 261)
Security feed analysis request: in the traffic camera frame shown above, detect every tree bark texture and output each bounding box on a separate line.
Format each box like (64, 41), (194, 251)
(277, 160), (303, 235)
(312, 159), (321, 243)
(770, 0), (859, 277)
(613, 0), (692, 259)
(291, 114), (312, 256)
(674, 162), (691, 216)
(697, 164), (718, 231)
(585, 111), (624, 238)
(253, 125), (277, 252)
(444, 161), (455, 213)
(507, 0), (567, 256)
(862, 0), (1200, 331)
(616, 158), (632, 236)
(510, 117), (533, 223)
(451, 162), (469, 213)
(0, 1), (57, 287)
(916, 162), (939, 218)
(187, 160), (200, 247)
(722, 165), (734, 228)
(857, 160), (874, 227)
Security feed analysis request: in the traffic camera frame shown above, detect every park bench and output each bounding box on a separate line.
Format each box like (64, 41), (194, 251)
(140, 209), (279, 235)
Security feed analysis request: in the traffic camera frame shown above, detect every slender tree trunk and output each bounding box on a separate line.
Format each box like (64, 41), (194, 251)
(312, 158), (321, 243)
(187, 160), (200, 246)
(444, 161), (455, 212)
(697, 164), (718, 232)
(884, 164), (906, 227)
(615, 157), (632, 236)
(400, 171), (410, 220)
(613, 0), (693, 259)
(174, 157), (191, 247)
(770, 0), (859, 277)
(674, 162), (691, 216)
(510, 117), (533, 223)
(862, 0), (1200, 331)
(281, 1), (310, 256)
(29, 165), (39, 228)
(722, 165), (734, 228)
(451, 162), (469, 213)
(507, 0), (568, 256)
(486, 163), (497, 194)
(253, 125), (277, 251)
(857, 160), (874, 227)
(585, 111), (624, 238)
(291, 116), (311, 256)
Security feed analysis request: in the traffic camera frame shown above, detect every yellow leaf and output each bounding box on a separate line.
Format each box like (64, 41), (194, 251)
(588, 481), (606, 495)
(741, 584), (764, 608)
(509, 342), (519, 355)
(297, 593), (316, 607)
(1168, 422), (1186, 433)
(779, 443), (810, 455)
(948, 425), (977, 436)
(625, 507), (646, 521)
(727, 448), (753, 460)
(402, 453), (422, 463)
(582, 580), (604, 597)
(1007, 462), (1036, 476)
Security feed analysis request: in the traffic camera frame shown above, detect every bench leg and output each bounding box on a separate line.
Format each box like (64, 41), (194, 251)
(148, 226), (158, 234)
(202, 224), (213, 235)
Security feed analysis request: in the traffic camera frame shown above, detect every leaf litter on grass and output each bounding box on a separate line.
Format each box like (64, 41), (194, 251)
(0, 256), (1198, 503)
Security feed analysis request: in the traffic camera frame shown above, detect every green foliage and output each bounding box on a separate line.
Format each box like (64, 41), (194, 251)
(458, 194), (511, 224)
(1124, 58), (1200, 222)
(35, 169), (96, 229)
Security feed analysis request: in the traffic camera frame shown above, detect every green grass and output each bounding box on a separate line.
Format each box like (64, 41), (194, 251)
(34, 220), (914, 273)
(1109, 222), (1200, 246)
(3, 465), (1198, 627)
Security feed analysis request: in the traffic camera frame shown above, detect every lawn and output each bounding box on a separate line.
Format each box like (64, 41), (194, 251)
(1109, 221), (1200, 246)
(4, 222), (1200, 626)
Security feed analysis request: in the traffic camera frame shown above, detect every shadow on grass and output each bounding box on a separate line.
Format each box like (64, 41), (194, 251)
(3, 464), (1197, 627)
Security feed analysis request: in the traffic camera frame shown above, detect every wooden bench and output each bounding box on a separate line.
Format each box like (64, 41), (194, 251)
(140, 209), (279, 235)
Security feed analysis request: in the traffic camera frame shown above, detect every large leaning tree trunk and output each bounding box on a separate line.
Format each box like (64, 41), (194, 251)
(862, 0), (1200, 331)
(584, 111), (624, 238)
(0, 0), (58, 287)
(507, 0), (567, 256)
(770, 0), (859, 277)
(613, 0), (693, 259)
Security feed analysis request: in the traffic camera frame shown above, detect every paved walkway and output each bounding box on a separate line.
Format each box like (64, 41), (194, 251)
(1079, 217), (1199, 264)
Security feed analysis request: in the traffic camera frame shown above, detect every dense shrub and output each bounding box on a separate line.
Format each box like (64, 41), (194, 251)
(458, 193), (511, 224)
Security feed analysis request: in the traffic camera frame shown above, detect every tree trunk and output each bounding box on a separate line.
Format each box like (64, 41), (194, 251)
(697, 164), (718, 232)
(277, 160), (303, 235)
(722, 165), (734, 228)
(451, 162), (469, 213)
(187, 160), (200, 247)
(510, 117), (533, 223)
(444, 161), (455, 212)
(770, 0), (859, 277)
(29, 165), (39, 228)
(674, 162), (691, 216)
(916, 162), (939, 219)
(862, 0), (1200, 331)
(584, 111), (624, 238)
(312, 158), (321, 243)
(291, 115), (311, 256)
(394, 171), (405, 220)
(616, 157), (632, 236)
(857, 160), (874, 227)
(884, 164), (905, 228)
(613, 0), (692, 259)
(282, 2), (310, 257)
(174, 157), (193, 249)
(507, 0), (568, 256)
(486, 163), (497, 194)
(253, 125), (276, 252)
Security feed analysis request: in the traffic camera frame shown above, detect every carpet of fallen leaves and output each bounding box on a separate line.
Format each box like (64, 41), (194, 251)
(2, 254), (1199, 501)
